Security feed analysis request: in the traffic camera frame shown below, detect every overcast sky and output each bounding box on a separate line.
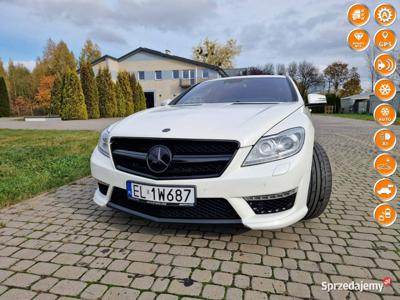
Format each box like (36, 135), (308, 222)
(0, 0), (399, 89)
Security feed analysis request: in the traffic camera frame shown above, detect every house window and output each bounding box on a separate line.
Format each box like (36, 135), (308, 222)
(182, 70), (189, 79)
(190, 70), (195, 85)
(155, 70), (162, 80)
(138, 71), (145, 80)
(202, 70), (209, 78)
(173, 70), (180, 79)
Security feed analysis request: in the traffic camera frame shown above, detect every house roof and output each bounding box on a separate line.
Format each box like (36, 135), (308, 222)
(341, 92), (373, 101)
(90, 47), (227, 76)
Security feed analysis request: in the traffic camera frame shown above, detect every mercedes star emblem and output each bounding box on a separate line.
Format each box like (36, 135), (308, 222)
(146, 145), (172, 173)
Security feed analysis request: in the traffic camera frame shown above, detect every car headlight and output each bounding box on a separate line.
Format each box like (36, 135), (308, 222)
(98, 127), (111, 157)
(243, 127), (305, 166)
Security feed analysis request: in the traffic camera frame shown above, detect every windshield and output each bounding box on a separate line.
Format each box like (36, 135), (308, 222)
(174, 77), (298, 104)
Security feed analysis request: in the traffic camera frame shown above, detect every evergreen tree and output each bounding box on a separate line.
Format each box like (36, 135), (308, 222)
(0, 59), (9, 95)
(60, 69), (88, 120)
(129, 73), (138, 112)
(8, 60), (33, 101)
(116, 71), (133, 116)
(135, 82), (147, 111)
(50, 74), (63, 115)
(96, 68), (116, 117)
(0, 76), (10, 117)
(49, 41), (76, 76)
(80, 60), (100, 118)
(115, 83), (125, 117)
(79, 39), (102, 65)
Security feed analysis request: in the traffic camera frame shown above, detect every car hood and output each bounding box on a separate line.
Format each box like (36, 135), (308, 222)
(111, 102), (303, 147)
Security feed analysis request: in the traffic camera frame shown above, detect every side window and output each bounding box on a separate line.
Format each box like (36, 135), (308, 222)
(155, 70), (162, 80)
(138, 71), (145, 80)
(182, 70), (189, 79)
(202, 70), (209, 78)
(173, 70), (180, 79)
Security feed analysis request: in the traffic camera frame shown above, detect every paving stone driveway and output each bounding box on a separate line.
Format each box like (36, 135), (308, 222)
(0, 116), (399, 300)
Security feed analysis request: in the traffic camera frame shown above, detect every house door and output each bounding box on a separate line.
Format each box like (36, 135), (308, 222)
(144, 92), (155, 108)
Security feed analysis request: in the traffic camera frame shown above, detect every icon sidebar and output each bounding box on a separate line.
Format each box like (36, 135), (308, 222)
(370, 3), (398, 226)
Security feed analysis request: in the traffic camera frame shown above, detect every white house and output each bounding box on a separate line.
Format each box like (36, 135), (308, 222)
(91, 47), (227, 108)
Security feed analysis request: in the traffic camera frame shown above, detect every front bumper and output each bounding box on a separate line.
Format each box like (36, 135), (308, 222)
(90, 137), (313, 230)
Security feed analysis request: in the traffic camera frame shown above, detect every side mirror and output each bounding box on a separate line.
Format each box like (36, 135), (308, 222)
(160, 99), (172, 106)
(307, 94), (327, 105)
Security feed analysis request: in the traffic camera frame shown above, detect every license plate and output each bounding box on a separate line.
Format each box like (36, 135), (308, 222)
(126, 181), (196, 206)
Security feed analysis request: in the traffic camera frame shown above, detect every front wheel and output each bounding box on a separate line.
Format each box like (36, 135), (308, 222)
(303, 142), (332, 219)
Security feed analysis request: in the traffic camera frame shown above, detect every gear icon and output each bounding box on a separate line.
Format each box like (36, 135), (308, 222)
(377, 7), (393, 23)
(379, 84), (392, 96)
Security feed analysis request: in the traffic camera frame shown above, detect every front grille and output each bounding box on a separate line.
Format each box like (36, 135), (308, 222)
(111, 138), (239, 179)
(109, 187), (241, 221)
(247, 194), (296, 214)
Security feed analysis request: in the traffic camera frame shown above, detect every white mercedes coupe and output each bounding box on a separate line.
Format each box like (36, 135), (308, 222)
(90, 75), (332, 229)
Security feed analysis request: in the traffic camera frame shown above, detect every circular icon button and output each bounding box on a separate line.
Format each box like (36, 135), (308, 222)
(374, 103), (397, 126)
(374, 79), (397, 101)
(348, 3), (370, 26)
(374, 153), (397, 176)
(374, 29), (397, 52)
(374, 3), (397, 26)
(374, 203), (397, 226)
(374, 153), (397, 177)
(374, 53), (397, 77)
(374, 178), (397, 202)
(374, 128), (396, 151)
(347, 29), (370, 52)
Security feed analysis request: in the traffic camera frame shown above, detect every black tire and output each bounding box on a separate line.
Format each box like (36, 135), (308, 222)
(303, 142), (332, 219)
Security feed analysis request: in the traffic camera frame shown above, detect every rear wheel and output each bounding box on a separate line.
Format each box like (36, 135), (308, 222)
(303, 142), (332, 219)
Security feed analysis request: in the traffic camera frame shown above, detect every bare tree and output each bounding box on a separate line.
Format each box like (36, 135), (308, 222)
(242, 67), (266, 75)
(276, 64), (286, 75)
(193, 38), (241, 69)
(297, 61), (323, 99)
(263, 63), (275, 75)
(287, 62), (297, 79)
(365, 47), (377, 92)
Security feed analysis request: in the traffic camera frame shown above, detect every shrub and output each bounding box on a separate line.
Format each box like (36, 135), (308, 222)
(34, 75), (55, 115)
(80, 61), (100, 119)
(0, 76), (10, 117)
(96, 68), (116, 117)
(60, 69), (88, 120)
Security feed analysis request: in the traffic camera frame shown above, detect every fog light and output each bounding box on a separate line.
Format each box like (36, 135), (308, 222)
(245, 189), (297, 214)
(244, 188), (297, 201)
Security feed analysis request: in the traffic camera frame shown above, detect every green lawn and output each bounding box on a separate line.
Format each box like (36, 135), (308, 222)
(0, 129), (99, 208)
(319, 113), (400, 125)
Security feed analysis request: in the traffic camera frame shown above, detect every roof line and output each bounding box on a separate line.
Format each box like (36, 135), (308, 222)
(90, 47), (227, 77)
(90, 54), (118, 66)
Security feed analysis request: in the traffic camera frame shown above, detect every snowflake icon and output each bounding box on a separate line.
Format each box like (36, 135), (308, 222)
(381, 107), (390, 117)
(379, 84), (392, 96)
